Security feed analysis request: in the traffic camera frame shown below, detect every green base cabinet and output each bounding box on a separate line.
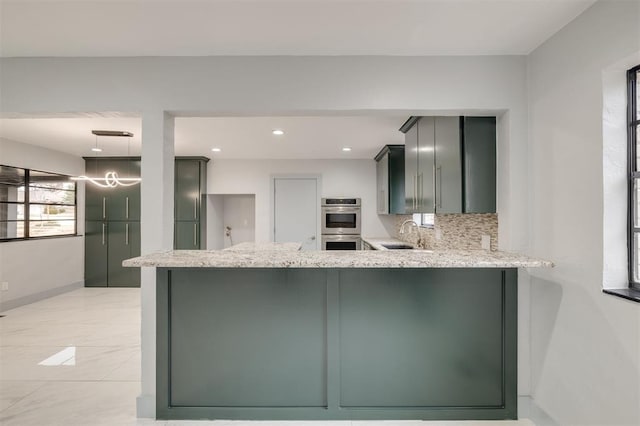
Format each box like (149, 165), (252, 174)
(84, 220), (108, 287)
(107, 221), (141, 287)
(156, 267), (517, 420)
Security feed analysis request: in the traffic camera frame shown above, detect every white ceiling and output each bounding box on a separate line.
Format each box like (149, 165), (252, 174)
(0, 1), (596, 159)
(0, 116), (408, 159)
(0, 0), (596, 57)
(176, 116), (407, 159)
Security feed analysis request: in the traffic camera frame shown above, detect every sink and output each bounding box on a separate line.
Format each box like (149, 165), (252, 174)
(380, 243), (414, 250)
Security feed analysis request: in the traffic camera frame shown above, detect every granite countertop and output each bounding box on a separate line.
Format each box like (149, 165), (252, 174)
(223, 242), (302, 251)
(361, 237), (419, 250)
(123, 248), (553, 269)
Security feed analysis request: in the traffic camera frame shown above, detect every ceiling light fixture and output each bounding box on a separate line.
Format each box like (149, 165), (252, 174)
(211, 148), (222, 152)
(342, 147), (352, 152)
(71, 130), (141, 188)
(90, 133), (102, 152)
(272, 129), (284, 136)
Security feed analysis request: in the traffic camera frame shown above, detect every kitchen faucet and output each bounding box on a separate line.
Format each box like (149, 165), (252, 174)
(399, 219), (418, 234)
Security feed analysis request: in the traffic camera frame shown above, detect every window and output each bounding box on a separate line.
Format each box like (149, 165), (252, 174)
(0, 165), (77, 241)
(628, 65), (640, 290)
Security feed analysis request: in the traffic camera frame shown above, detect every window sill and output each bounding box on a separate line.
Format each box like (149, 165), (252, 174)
(603, 288), (640, 304)
(0, 234), (82, 243)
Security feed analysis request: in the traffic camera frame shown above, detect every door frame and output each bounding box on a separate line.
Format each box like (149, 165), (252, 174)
(270, 174), (322, 250)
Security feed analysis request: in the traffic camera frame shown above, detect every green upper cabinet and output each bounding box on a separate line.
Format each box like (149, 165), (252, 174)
(402, 117), (435, 214)
(417, 117), (436, 213)
(84, 158), (141, 221)
(403, 118), (420, 214)
(462, 117), (497, 213)
(375, 145), (405, 215)
(105, 159), (141, 221)
(175, 159), (205, 221)
(434, 117), (462, 214)
(400, 116), (496, 214)
(174, 157), (209, 249)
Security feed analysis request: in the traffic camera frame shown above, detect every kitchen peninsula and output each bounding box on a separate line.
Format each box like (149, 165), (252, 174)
(124, 248), (552, 421)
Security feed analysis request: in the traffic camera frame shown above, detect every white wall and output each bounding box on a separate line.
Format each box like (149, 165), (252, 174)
(206, 194), (225, 250)
(0, 137), (85, 310)
(0, 54), (530, 416)
(206, 194), (256, 248)
(224, 195), (255, 248)
(208, 159), (396, 242)
(527, 1), (640, 425)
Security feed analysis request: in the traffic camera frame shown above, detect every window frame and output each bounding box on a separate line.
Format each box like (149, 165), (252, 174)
(0, 165), (78, 242)
(628, 65), (640, 290)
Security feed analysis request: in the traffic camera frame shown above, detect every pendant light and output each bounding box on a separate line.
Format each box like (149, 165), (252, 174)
(71, 130), (141, 188)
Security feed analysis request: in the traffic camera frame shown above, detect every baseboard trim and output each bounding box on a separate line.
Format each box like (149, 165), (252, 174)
(136, 393), (156, 418)
(0, 280), (84, 313)
(518, 396), (558, 426)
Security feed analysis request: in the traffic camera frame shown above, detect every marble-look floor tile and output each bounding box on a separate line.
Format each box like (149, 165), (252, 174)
(0, 381), (140, 426)
(0, 345), (139, 381)
(0, 289), (543, 426)
(103, 348), (141, 381)
(74, 323), (141, 347)
(0, 380), (45, 412)
(0, 323), (94, 347)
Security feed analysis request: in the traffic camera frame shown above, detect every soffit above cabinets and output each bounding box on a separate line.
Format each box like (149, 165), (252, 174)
(0, 116), (407, 159)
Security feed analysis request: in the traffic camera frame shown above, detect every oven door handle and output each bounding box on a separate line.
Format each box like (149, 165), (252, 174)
(322, 235), (361, 241)
(323, 208), (361, 214)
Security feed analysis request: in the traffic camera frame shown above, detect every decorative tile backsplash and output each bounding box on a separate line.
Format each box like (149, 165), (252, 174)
(395, 213), (498, 251)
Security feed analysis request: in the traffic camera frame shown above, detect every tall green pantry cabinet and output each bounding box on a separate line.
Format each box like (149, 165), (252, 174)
(174, 157), (208, 249)
(84, 157), (141, 287)
(84, 156), (209, 287)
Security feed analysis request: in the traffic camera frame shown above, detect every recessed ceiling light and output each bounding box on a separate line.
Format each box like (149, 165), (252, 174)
(342, 147), (352, 152)
(211, 148), (222, 152)
(272, 129), (284, 136)
(91, 147), (102, 152)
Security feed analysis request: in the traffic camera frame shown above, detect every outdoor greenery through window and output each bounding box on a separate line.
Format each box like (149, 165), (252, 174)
(628, 65), (640, 289)
(0, 165), (77, 241)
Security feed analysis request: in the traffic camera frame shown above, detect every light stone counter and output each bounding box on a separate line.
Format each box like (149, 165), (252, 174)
(223, 242), (302, 251)
(123, 248), (553, 268)
(361, 236), (416, 250)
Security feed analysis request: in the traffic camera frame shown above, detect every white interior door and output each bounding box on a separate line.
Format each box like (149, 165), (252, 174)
(273, 177), (318, 251)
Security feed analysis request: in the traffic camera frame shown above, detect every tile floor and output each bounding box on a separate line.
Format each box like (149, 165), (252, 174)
(1, 288), (540, 426)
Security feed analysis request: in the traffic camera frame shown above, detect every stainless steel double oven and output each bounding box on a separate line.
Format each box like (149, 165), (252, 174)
(321, 198), (361, 250)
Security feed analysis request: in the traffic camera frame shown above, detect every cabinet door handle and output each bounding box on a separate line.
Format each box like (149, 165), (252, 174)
(102, 223), (106, 245)
(418, 173), (422, 210)
(102, 197), (106, 219)
(411, 175), (416, 213)
(193, 223), (198, 247)
(125, 197), (129, 219)
(125, 223), (129, 245)
(194, 197), (198, 219)
(413, 174), (417, 210)
(437, 166), (442, 209)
